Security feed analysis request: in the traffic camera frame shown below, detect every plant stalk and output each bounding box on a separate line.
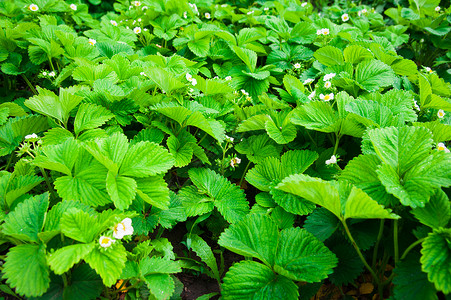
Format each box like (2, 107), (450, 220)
(372, 219), (385, 268)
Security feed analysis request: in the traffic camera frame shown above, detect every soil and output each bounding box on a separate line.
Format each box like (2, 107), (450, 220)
(176, 273), (220, 300)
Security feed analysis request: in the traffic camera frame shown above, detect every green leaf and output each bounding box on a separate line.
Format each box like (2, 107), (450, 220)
(167, 135), (193, 167)
(314, 46), (344, 67)
(3, 174), (44, 208)
(420, 228), (451, 294)
(106, 172), (137, 210)
(33, 138), (80, 176)
(187, 234), (220, 280)
(363, 126), (433, 175)
(120, 141), (174, 177)
(47, 243), (95, 275)
(143, 274), (175, 300)
(136, 176), (170, 210)
(328, 243), (364, 286)
(265, 118), (297, 144)
(393, 253), (437, 300)
(44, 200), (95, 232)
(139, 256), (181, 275)
(83, 132), (129, 174)
(345, 100), (397, 128)
(218, 214), (278, 267)
(270, 187), (316, 216)
(63, 264), (103, 300)
(60, 208), (104, 243)
(413, 121), (451, 143)
(355, 60), (396, 92)
(85, 243), (127, 287)
(235, 134), (282, 164)
(246, 157), (283, 192)
(222, 261), (298, 300)
(274, 227), (337, 282)
(231, 45), (257, 72)
(343, 45), (373, 65)
(3, 193), (49, 242)
(146, 67), (185, 94)
(186, 168), (249, 223)
(25, 87), (84, 125)
(304, 207), (339, 241)
(74, 103), (114, 135)
(291, 101), (339, 133)
(276, 175), (399, 220)
(4, 244), (50, 297)
(340, 154), (397, 207)
(412, 189), (450, 229)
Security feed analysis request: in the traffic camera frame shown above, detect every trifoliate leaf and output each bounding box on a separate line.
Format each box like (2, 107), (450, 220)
(33, 138), (80, 176)
(420, 228), (451, 294)
(3, 244), (49, 297)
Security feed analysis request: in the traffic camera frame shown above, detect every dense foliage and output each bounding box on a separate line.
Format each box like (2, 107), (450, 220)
(0, 0), (450, 299)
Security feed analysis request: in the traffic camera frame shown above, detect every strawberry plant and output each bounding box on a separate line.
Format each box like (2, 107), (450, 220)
(0, 0), (450, 299)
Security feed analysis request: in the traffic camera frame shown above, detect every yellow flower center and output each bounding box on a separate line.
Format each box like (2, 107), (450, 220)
(101, 237), (110, 244)
(438, 146), (445, 151)
(114, 223), (125, 233)
(324, 95), (330, 100)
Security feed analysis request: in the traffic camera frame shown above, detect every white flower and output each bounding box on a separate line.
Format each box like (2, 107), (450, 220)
(342, 13), (349, 22)
(264, 7), (269, 11)
(225, 76), (232, 81)
(88, 39), (96, 46)
(437, 109), (445, 118)
(324, 81), (332, 89)
(113, 218), (134, 239)
(183, 11), (188, 18)
(241, 89), (249, 96)
(316, 29), (323, 35)
(144, 28), (148, 31)
(186, 73), (193, 81)
(25, 133), (39, 140)
(142, 6), (148, 10)
(413, 99), (420, 111)
(230, 157), (241, 167)
(225, 135), (234, 143)
(321, 28), (330, 35)
(140, 72), (147, 76)
(129, 5), (133, 10)
(29, 4), (39, 11)
(435, 6), (440, 12)
(303, 78), (314, 85)
(320, 93), (334, 101)
(325, 155), (337, 165)
(99, 236), (115, 248)
(247, 10), (254, 15)
(48, 71), (56, 77)
(42, 71), (48, 76)
(361, 8), (368, 14)
(133, 27), (141, 34)
(205, 12), (211, 19)
(324, 73), (336, 81)
(308, 91), (316, 100)
(301, 2), (308, 7)
(246, 95), (252, 101)
(156, 44), (162, 48)
(294, 63), (301, 69)
(437, 142), (450, 153)
(110, 20), (118, 26)
(191, 78), (197, 86)
(425, 67), (433, 73)
(221, 4), (228, 7)
(70, 3), (77, 11)
(133, 1), (141, 6)
(137, 18), (141, 22)
(358, 10), (362, 17)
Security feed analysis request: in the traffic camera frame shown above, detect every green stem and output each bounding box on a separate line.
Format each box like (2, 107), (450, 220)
(394, 219), (399, 264)
(239, 160), (252, 188)
(48, 57), (55, 72)
(342, 220), (380, 284)
(372, 219), (385, 269)
(333, 133), (340, 155)
(305, 130), (317, 148)
(39, 167), (58, 203)
(4, 153), (14, 171)
(62, 273), (68, 288)
(21, 74), (37, 95)
(400, 238), (425, 261)
(197, 132), (208, 145)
